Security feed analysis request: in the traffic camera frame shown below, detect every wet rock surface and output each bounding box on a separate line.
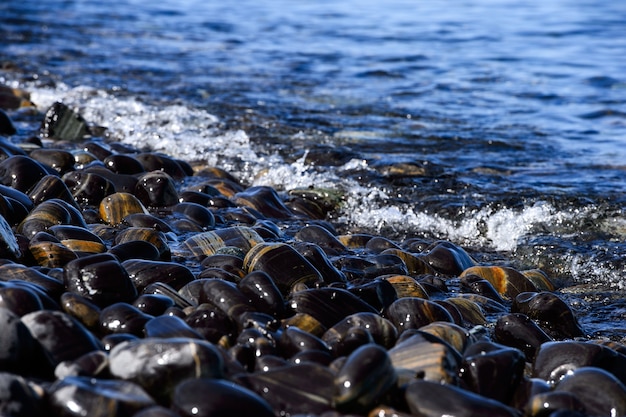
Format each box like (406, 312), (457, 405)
(0, 98), (623, 416)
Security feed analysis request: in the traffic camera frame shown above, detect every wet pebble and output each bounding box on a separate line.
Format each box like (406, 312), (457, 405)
(0, 109), (17, 135)
(60, 291), (102, 330)
(0, 371), (44, 417)
(532, 340), (626, 386)
(99, 192), (148, 225)
(512, 291), (585, 339)
(388, 331), (461, 385)
(172, 378), (274, 417)
(289, 287), (379, 329)
(334, 343), (398, 413)
(322, 312), (398, 353)
(422, 240), (476, 275)
(460, 341), (526, 404)
(122, 259), (194, 292)
(0, 155), (51, 193)
(460, 265), (538, 300)
(555, 367), (626, 416)
(40, 102), (90, 141)
(144, 315), (204, 339)
(54, 350), (110, 379)
(21, 309), (102, 369)
(234, 185), (295, 219)
(64, 253), (138, 308)
(494, 313), (552, 361)
(62, 171), (115, 206)
(0, 283), (43, 316)
(109, 337), (225, 403)
(0, 307), (43, 376)
(244, 242), (324, 295)
(134, 170), (179, 207)
(100, 302), (153, 337)
(48, 376), (155, 417)
(234, 362), (335, 415)
(383, 297), (454, 331)
(404, 379), (521, 417)
(238, 270), (287, 318)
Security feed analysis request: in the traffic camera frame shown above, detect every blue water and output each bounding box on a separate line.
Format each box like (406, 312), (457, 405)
(2, 0), (626, 336)
(5, 0), (626, 183)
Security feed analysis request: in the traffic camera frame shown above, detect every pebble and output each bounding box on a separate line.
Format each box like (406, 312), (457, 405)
(0, 97), (621, 417)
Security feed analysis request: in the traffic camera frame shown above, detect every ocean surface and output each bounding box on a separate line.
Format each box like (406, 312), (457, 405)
(2, 0), (626, 338)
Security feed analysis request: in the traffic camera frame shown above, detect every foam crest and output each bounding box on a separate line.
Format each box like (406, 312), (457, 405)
(29, 85), (258, 171)
(252, 151), (347, 191)
(339, 195), (568, 252)
(483, 204), (559, 251)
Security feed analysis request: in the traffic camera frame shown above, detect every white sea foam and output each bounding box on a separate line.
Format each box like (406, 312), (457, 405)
(30, 84), (259, 173)
(251, 152), (344, 190)
(338, 190), (572, 252)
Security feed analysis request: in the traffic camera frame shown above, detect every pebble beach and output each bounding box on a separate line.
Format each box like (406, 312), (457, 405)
(2, 0), (626, 415)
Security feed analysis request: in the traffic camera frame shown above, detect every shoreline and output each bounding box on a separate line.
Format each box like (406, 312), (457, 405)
(0, 86), (625, 416)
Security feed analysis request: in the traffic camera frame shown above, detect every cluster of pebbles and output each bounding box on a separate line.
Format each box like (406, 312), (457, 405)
(0, 87), (626, 417)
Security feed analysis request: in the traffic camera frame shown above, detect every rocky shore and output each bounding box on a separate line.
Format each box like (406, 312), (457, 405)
(0, 85), (625, 417)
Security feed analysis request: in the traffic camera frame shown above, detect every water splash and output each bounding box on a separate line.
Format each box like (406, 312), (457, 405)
(339, 194), (575, 253)
(29, 85), (258, 172)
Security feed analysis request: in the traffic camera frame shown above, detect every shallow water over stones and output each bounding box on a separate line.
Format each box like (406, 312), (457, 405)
(0, 100), (624, 416)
